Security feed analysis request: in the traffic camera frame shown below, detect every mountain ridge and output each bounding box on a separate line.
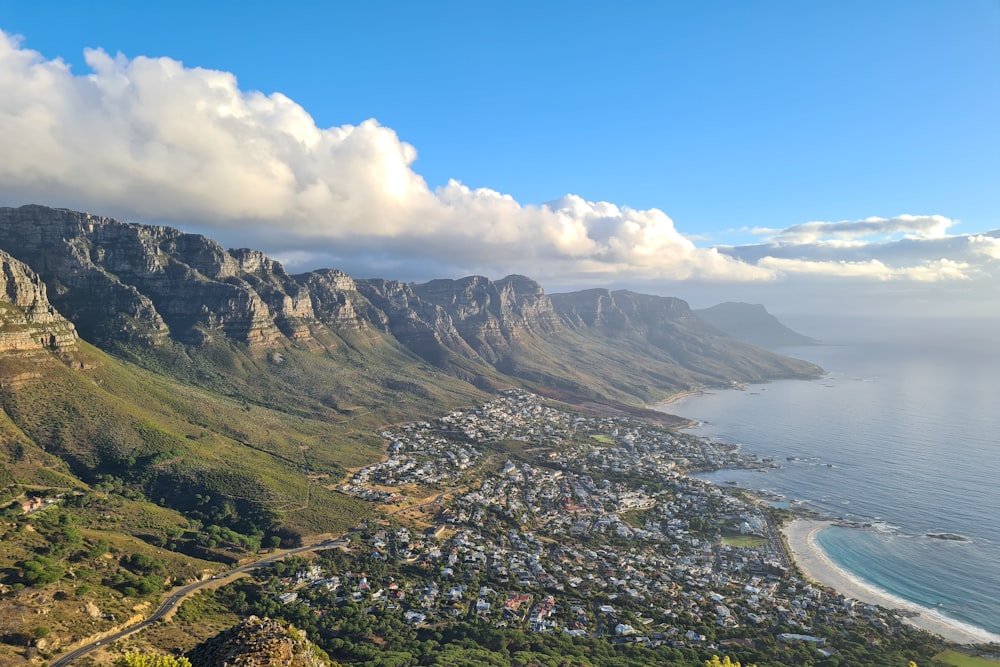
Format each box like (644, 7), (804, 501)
(695, 301), (819, 349)
(0, 203), (823, 532)
(0, 204), (825, 664)
(0, 204), (822, 407)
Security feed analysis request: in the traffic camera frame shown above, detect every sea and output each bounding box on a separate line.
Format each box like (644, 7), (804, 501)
(666, 316), (1000, 640)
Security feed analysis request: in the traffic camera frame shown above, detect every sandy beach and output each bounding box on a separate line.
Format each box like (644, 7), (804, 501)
(781, 519), (1000, 646)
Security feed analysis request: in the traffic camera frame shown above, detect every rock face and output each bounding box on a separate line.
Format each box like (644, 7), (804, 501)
(186, 616), (331, 667)
(551, 288), (692, 332)
(0, 205), (338, 347)
(0, 248), (79, 376)
(355, 273), (562, 366)
(412, 274), (561, 363)
(355, 278), (478, 364)
(0, 204), (823, 403)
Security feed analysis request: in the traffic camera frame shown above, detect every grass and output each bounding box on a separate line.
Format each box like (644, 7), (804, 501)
(935, 650), (1000, 667)
(722, 534), (769, 548)
(127, 589), (241, 656)
(621, 507), (656, 529)
(0, 500), (224, 664)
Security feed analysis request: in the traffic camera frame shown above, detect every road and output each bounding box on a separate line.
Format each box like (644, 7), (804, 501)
(51, 537), (351, 667)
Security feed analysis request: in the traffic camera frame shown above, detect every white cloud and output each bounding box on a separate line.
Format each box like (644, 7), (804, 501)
(747, 226), (782, 236)
(0, 30), (993, 303)
(756, 257), (973, 282)
(0, 31), (772, 285)
(769, 215), (957, 245)
(969, 234), (1000, 260)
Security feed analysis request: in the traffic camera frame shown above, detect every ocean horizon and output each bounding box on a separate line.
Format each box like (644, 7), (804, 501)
(667, 316), (1000, 640)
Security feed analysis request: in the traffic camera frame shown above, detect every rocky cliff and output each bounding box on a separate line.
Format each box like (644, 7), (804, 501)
(0, 204), (822, 406)
(0, 248), (81, 385)
(0, 205), (344, 347)
(411, 274), (561, 363)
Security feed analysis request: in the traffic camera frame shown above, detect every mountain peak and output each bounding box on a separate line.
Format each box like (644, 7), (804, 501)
(695, 301), (818, 349)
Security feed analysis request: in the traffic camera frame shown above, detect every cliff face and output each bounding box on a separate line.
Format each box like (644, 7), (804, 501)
(355, 278), (479, 364)
(299, 269), (380, 333)
(0, 249), (80, 383)
(550, 288), (690, 331)
(0, 205), (822, 405)
(0, 206), (372, 347)
(410, 274), (561, 363)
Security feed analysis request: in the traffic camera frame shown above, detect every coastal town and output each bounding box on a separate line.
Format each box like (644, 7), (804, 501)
(247, 391), (935, 663)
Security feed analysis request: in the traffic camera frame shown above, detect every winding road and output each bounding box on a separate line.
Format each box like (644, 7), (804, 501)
(51, 536), (351, 666)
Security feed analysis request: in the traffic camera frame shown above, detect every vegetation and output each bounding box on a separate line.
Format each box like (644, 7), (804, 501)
(721, 534), (769, 548)
(0, 236), (964, 666)
(185, 538), (954, 667)
(935, 651), (1000, 667)
(114, 653), (193, 667)
(0, 323), (487, 662)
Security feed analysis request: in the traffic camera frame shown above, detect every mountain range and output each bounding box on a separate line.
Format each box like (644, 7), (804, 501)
(0, 203), (821, 539)
(0, 204), (827, 664)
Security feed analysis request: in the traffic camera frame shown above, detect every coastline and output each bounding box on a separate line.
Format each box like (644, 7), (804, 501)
(653, 389), (705, 407)
(782, 519), (1000, 646)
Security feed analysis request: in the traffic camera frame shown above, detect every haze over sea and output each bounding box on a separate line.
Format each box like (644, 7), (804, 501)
(669, 316), (1000, 640)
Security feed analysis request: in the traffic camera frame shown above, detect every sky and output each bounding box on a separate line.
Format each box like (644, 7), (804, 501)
(0, 1), (998, 323)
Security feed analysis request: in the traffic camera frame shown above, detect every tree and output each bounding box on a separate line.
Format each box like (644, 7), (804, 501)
(20, 556), (63, 585)
(114, 653), (192, 667)
(705, 657), (756, 667)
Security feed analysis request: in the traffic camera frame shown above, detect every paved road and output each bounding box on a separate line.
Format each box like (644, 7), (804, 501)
(51, 537), (351, 667)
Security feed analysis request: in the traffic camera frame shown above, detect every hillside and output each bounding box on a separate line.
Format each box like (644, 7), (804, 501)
(0, 204), (823, 663)
(695, 301), (819, 349)
(0, 205), (823, 531)
(0, 205), (824, 529)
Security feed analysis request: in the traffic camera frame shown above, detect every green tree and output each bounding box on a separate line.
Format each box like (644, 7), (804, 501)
(20, 556), (63, 585)
(113, 653), (193, 667)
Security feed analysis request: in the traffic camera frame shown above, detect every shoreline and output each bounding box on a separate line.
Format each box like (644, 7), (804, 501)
(653, 388), (707, 407)
(781, 519), (1000, 646)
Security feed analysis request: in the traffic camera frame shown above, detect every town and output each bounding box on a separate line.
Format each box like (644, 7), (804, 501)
(246, 391), (923, 663)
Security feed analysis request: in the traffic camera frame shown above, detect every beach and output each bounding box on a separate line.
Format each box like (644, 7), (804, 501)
(781, 519), (1000, 646)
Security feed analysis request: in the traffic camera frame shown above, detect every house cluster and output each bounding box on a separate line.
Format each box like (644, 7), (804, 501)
(340, 390), (773, 505)
(339, 423), (482, 500)
(267, 391), (907, 654)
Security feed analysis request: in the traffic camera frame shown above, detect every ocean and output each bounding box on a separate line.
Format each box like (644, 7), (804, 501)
(667, 317), (1000, 639)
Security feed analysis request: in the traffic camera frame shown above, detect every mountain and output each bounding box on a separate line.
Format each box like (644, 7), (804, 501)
(0, 204), (829, 663)
(0, 204), (822, 535)
(695, 301), (819, 349)
(0, 205), (821, 404)
(0, 248), (81, 374)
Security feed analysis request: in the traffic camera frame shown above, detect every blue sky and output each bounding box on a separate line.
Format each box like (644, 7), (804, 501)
(0, 1), (998, 319)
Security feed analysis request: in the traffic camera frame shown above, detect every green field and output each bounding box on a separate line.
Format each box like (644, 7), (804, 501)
(935, 650), (1000, 666)
(722, 534), (768, 548)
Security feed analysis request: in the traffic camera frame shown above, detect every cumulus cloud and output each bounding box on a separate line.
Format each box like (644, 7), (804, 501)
(0, 31), (772, 284)
(0, 30), (992, 296)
